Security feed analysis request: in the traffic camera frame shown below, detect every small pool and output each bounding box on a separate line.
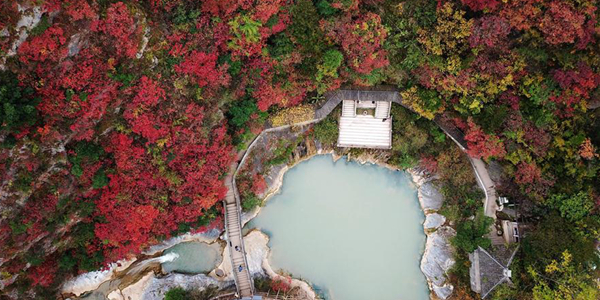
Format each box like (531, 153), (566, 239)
(161, 242), (221, 274)
(249, 155), (429, 300)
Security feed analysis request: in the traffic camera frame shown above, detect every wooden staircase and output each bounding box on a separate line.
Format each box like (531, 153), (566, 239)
(224, 162), (254, 298)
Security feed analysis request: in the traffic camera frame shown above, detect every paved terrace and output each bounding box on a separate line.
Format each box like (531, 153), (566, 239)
(222, 88), (502, 298)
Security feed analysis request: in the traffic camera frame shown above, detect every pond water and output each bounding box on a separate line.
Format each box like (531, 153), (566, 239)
(248, 155), (429, 300)
(161, 242), (221, 274)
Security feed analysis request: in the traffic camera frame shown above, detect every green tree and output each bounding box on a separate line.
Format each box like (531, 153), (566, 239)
(0, 71), (40, 132)
(452, 209), (493, 253)
(529, 251), (598, 300)
(165, 287), (189, 300)
(289, 0), (327, 75)
(313, 117), (338, 145)
(546, 192), (594, 223)
(227, 99), (259, 129)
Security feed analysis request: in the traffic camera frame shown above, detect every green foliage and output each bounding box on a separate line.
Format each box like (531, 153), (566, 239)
(165, 287), (188, 300)
(227, 99), (259, 129)
(218, 54), (242, 77)
(547, 192), (594, 223)
(68, 142), (105, 178)
(108, 65), (135, 88)
(265, 138), (300, 166)
(242, 193), (262, 212)
(522, 213), (598, 269)
(267, 33), (294, 59)
(13, 172), (33, 192)
(475, 105), (508, 133)
(0, 71), (40, 132)
(313, 117), (338, 145)
(171, 4), (201, 26)
(289, 0), (327, 75)
(317, 49), (343, 81)
(529, 251), (598, 300)
(316, 0), (338, 16)
(228, 14), (262, 51)
(9, 220), (28, 235)
(30, 15), (51, 36)
(92, 168), (109, 189)
(452, 209), (493, 253)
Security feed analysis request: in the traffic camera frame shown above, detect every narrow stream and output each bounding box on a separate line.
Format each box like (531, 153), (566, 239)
(248, 155), (429, 300)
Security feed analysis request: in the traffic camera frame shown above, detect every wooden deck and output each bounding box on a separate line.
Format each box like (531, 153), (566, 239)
(337, 115), (392, 149)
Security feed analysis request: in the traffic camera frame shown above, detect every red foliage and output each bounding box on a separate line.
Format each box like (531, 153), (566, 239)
(469, 16), (510, 49)
(499, 0), (543, 31)
(551, 63), (600, 116)
(175, 51), (230, 89)
(27, 259), (58, 287)
(95, 203), (160, 260)
(92, 2), (141, 58)
(461, 0), (499, 12)
(540, 1), (586, 45)
(251, 174), (267, 195)
(270, 276), (292, 292)
(201, 0), (253, 18)
(322, 12), (389, 75)
(64, 0), (97, 22)
(464, 119), (506, 160)
(18, 25), (67, 63)
(420, 155), (439, 174)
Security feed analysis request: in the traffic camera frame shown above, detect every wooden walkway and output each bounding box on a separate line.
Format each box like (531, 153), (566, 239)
(224, 159), (254, 298)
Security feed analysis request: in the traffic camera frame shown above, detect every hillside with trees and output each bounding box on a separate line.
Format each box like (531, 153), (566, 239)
(0, 0), (598, 299)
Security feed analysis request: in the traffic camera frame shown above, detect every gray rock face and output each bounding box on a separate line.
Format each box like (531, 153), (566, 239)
(140, 273), (228, 300)
(420, 226), (456, 287)
(423, 213), (446, 230)
(419, 182), (444, 211)
(433, 284), (454, 300)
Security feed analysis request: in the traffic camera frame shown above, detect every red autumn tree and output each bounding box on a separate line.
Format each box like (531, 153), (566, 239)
(175, 51), (230, 89)
(322, 12), (389, 75)
(92, 2), (141, 58)
(464, 119), (506, 160)
(540, 1), (586, 45)
(461, 0), (499, 12)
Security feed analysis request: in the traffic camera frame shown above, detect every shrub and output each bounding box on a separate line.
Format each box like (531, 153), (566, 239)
(165, 287), (189, 300)
(269, 105), (314, 127)
(313, 118), (338, 145)
(452, 209), (493, 253)
(242, 193), (262, 212)
(0, 71), (40, 132)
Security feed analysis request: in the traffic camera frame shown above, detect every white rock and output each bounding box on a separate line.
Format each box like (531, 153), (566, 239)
(418, 182), (444, 211)
(420, 226), (456, 287)
(423, 213), (446, 230)
(433, 284), (454, 300)
(140, 273), (227, 300)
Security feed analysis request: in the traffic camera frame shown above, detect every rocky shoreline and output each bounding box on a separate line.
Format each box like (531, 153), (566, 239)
(241, 135), (456, 300)
(63, 136), (456, 300)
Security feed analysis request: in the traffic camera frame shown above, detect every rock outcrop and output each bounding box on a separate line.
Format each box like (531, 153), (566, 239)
(410, 170), (456, 300)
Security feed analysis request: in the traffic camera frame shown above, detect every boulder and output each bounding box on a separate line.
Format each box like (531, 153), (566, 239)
(423, 213), (446, 230)
(419, 182), (444, 211)
(420, 226), (456, 286)
(433, 284), (454, 300)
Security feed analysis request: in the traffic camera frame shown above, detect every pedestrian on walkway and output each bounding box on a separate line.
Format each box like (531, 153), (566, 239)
(235, 246), (240, 252)
(238, 265), (243, 272)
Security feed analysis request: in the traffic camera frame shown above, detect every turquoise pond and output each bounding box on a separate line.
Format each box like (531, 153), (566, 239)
(161, 241), (221, 274)
(248, 155), (429, 300)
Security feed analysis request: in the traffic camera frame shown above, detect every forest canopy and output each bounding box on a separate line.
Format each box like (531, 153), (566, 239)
(0, 0), (598, 299)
